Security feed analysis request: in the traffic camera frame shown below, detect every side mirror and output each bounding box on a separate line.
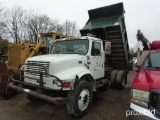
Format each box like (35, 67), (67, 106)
(105, 41), (111, 54)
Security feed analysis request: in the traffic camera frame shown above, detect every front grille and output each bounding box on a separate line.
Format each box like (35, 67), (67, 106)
(25, 61), (50, 77)
(150, 89), (160, 117)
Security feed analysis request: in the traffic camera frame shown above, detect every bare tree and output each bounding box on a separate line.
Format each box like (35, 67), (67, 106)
(0, 3), (3, 16)
(0, 38), (8, 59)
(1, 6), (26, 43)
(62, 20), (80, 37)
(0, 3), (5, 37)
(26, 13), (61, 43)
(0, 4), (80, 43)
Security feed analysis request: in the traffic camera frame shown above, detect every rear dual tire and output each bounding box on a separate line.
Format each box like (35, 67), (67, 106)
(110, 70), (126, 90)
(110, 70), (118, 88)
(116, 71), (126, 90)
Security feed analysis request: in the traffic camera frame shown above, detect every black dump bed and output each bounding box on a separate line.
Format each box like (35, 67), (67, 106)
(80, 2), (130, 71)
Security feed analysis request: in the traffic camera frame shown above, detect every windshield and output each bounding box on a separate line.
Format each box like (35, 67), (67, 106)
(43, 36), (52, 44)
(50, 39), (89, 55)
(143, 52), (160, 70)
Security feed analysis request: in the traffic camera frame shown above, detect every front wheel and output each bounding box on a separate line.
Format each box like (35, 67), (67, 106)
(66, 81), (92, 118)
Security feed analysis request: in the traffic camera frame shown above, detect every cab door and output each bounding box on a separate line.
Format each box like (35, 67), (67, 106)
(89, 41), (105, 79)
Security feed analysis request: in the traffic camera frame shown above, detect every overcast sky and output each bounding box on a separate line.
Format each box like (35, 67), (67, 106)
(1, 0), (160, 47)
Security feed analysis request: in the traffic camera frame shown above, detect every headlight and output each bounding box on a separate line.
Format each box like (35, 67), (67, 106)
(132, 89), (149, 102)
(131, 89), (149, 107)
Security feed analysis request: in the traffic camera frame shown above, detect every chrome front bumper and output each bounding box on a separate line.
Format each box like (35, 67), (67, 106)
(129, 102), (159, 120)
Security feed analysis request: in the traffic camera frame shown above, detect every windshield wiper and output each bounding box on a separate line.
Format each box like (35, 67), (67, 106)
(151, 66), (160, 69)
(67, 49), (76, 54)
(54, 50), (61, 54)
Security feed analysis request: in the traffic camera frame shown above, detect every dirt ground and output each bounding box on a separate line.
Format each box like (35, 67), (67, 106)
(0, 71), (137, 120)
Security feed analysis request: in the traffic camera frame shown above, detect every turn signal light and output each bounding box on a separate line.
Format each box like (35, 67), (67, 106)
(130, 97), (135, 103)
(65, 36), (76, 40)
(87, 61), (91, 64)
(63, 82), (71, 88)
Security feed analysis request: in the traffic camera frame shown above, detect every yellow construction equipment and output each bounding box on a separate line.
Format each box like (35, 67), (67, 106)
(7, 32), (68, 69)
(0, 32), (68, 98)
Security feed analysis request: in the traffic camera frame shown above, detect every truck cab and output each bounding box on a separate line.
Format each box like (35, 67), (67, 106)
(130, 48), (160, 119)
(23, 36), (105, 91)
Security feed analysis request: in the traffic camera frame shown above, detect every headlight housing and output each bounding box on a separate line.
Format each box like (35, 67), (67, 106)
(53, 79), (74, 89)
(131, 89), (149, 107)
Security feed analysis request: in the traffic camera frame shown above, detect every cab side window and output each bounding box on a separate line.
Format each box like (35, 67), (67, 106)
(91, 42), (101, 56)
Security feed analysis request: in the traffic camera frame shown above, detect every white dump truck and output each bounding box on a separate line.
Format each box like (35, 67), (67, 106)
(9, 36), (110, 117)
(8, 2), (131, 117)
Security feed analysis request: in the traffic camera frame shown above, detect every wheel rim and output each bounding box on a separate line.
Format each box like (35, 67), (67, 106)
(78, 89), (90, 111)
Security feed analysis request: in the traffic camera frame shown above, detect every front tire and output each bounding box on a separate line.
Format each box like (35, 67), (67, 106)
(66, 81), (92, 118)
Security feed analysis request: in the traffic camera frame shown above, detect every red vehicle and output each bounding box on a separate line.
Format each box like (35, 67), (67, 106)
(129, 43), (160, 119)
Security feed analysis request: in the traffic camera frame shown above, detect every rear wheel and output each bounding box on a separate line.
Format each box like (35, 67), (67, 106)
(66, 81), (92, 118)
(116, 71), (126, 90)
(110, 70), (118, 88)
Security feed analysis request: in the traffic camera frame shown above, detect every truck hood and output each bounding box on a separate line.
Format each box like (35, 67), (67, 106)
(26, 54), (87, 79)
(132, 70), (160, 91)
(27, 54), (84, 61)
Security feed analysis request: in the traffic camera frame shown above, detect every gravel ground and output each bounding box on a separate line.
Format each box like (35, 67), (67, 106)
(0, 71), (137, 120)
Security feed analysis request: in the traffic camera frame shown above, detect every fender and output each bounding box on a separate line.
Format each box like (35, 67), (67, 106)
(76, 69), (93, 79)
(54, 66), (96, 91)
(54, 66), (93, 81)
